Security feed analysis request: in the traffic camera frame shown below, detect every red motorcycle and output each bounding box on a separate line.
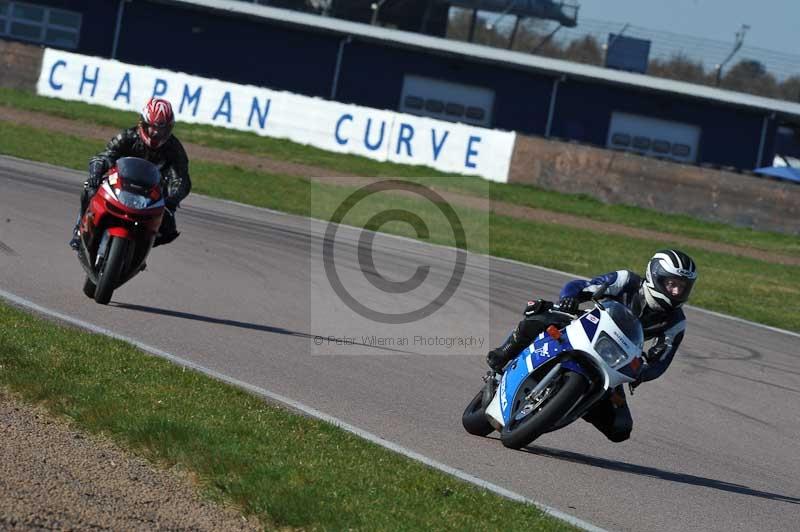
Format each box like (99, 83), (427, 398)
(76, 157), (165, 304)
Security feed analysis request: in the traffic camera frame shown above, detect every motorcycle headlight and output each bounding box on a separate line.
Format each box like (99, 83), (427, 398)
(116, 189), (150, 210)
(594, 331), (628, 367)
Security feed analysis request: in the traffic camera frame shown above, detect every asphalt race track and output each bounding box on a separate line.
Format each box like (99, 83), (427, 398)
(1, 155), (798, 531)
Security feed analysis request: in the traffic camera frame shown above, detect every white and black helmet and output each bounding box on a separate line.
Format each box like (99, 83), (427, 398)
(643, 249), (697, 311)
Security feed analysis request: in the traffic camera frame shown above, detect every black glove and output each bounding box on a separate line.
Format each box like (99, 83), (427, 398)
(523, 299), (552, 317)
(85, 175), (102, 190)
(557, 296), (579, 314)
(645, 343), (668, 364)
(86, 160), (106, 189)
(164, 196), (179, 211)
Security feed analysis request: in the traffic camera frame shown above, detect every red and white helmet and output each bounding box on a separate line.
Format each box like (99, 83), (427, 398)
(137, 97), (175, 149)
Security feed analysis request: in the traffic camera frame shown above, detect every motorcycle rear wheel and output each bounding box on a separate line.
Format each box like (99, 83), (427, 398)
(500, 370), (588, 450)
(94, 237), (127, 305)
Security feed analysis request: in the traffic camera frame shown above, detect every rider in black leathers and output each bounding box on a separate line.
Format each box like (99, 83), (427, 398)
(69, 97), (191, 250)
(486, 249), (698, 442)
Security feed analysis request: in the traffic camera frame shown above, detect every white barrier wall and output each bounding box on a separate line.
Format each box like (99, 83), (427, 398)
(36, 49), (515, 182)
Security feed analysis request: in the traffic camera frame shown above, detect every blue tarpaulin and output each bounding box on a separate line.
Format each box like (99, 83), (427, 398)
(754, 166), (800, 183)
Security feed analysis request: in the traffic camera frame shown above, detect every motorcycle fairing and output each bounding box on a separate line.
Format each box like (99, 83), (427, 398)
(486, 324), (590, 426)
(503, 333), (585, 421)
(563, 306), (642, 390)
(486, 307), (641, 427)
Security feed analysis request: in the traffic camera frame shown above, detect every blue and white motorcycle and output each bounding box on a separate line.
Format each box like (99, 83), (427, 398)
(462, 291), (645, 449)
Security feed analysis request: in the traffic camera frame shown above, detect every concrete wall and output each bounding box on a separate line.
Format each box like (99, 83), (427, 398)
(510, 135), (800, 235)
(0, 41), (42, 91)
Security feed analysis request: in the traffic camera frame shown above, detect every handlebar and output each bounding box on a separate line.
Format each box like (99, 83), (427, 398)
(591, 281), (611, 302)
(590, 281), (611, 310)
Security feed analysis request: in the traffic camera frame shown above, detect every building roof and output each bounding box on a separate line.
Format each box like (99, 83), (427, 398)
(162, 0), (800, 121)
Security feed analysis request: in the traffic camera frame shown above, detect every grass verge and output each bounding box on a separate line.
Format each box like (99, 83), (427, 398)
(1, 121), (798, 332)
(1, 87), (799, 257)
(0, 301), (576, 531)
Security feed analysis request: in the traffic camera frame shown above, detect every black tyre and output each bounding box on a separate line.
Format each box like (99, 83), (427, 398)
(461, 384), (495, 436)
(94, 237), (127, 305)
(82, 276), (96, 299)
(500, 371), (588, 450)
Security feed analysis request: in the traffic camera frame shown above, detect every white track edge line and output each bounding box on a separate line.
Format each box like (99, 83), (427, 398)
(0, 288), (606, 532)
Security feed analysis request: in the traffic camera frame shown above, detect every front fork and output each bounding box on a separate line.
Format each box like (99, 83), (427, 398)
(482, 371), (499, 405)
(523, 362), (563, 404)
(95, 231), (110, 267)
(483, 371), (502, 430)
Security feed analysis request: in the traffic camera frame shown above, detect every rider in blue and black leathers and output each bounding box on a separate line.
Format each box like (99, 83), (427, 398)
(486, 249), (698, 442)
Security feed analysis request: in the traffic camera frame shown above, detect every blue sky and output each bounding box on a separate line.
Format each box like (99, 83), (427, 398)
(579, 0), (799, 55)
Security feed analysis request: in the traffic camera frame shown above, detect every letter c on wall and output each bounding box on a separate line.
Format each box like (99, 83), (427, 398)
(335, 113), (353, 145)
(49, 60), (67, 90)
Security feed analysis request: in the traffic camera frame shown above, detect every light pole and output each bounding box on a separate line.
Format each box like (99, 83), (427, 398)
(111, 0), (131, 59)
(370, 0), (389, 26)
(715, 24), (750, 87)
(485, 0), (519, 32)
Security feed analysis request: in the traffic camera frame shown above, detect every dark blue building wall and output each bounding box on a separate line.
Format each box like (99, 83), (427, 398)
(17, 0), (781, 169)
(115, 1), (340, 98)
(4, 0), (115, 56)
(762, 123), (778, 167)
(336, 40), (554, 134)
(553, 80), (772, 168)
(775, 128), (800, 158)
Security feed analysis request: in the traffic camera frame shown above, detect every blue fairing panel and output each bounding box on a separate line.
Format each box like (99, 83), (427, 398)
(499, 334), (589, 422)
(499, 353), (534, 421)
(580, 308), (601, 342)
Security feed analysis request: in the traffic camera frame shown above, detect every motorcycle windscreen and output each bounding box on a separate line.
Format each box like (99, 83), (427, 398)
(116, 157), (161, 188)
(602, 301), (644, 349)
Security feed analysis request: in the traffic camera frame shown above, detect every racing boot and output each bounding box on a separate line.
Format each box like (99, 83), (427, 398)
(68, 215), (81, 251)
(153, 229), (180, 248)
(486, 326), (530, 372)
(68, 230), (80, 251)
(70, 187), (95, 252)
(153, 208), (180, 248)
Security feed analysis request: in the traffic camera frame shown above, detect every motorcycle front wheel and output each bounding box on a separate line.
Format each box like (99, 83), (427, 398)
(461, 381), (496, 436)
(94, 237), (127, 305)
(500, 370), (588, 450)
(82, 276), (96, 299)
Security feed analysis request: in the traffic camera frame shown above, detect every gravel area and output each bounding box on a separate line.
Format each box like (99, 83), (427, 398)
(0, 389), (261, 531)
